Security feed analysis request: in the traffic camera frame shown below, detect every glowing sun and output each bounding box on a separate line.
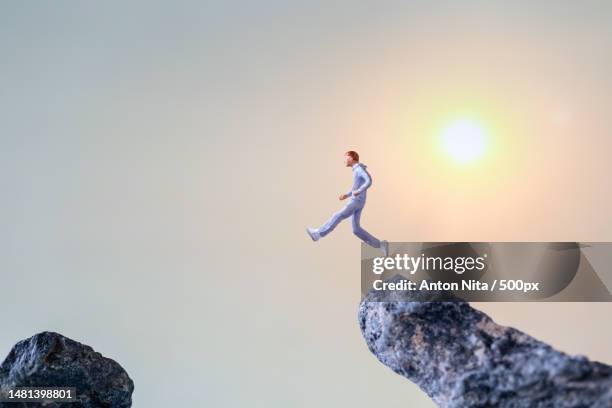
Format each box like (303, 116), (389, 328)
(440, 119), (489, 164)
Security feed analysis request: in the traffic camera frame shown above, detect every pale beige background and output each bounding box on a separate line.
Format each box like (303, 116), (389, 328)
(1, 1), (611, 407)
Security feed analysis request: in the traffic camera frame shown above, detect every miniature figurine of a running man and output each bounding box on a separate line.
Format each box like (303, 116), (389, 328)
(307, 150), (389, 256)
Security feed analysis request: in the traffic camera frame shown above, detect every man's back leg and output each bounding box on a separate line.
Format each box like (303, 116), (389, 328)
(351, 206), (381, 248)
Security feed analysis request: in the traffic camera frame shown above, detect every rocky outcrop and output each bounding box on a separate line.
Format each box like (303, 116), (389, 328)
(0, 331), (134, 407)
(359, 276), (612, 407)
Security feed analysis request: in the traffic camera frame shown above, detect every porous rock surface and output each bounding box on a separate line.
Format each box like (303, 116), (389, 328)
(0, 331), (133, 407)
(359, 276), (612, 407)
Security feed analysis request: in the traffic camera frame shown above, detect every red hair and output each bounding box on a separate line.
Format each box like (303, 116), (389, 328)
(345, 150), (359, 161)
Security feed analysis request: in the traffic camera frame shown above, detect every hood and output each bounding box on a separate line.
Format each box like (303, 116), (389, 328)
(353, 163), (367, 170)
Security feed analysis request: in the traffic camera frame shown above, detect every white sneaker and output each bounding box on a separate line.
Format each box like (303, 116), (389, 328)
(306, 227), (320, 242)
(380, 240), (389, 257)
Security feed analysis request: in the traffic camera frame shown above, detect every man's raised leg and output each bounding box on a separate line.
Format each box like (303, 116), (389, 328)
(317, 201), (358, 238)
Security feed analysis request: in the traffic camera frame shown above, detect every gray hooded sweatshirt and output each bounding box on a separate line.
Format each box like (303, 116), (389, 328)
(346, 163), (372, 204)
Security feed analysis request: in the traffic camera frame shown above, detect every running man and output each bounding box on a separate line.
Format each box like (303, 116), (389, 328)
(306, 151), (389, 256)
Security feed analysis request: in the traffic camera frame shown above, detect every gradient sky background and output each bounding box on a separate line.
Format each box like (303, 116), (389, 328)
(2, 1), (612, 406)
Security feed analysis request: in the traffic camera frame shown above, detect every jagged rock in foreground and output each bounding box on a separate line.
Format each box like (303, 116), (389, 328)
(0, 331), (134, 407)
(359, 281), (612, 407)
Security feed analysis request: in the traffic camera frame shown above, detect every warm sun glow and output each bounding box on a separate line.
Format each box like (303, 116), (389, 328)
(440, 119), (489, 164)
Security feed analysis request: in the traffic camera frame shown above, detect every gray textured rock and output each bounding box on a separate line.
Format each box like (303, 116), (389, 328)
(359, 277), (612, 407)
(0, 332), (134, 407)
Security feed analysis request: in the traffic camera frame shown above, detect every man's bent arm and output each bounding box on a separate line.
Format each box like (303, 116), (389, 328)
(354, 168), (372, 194)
